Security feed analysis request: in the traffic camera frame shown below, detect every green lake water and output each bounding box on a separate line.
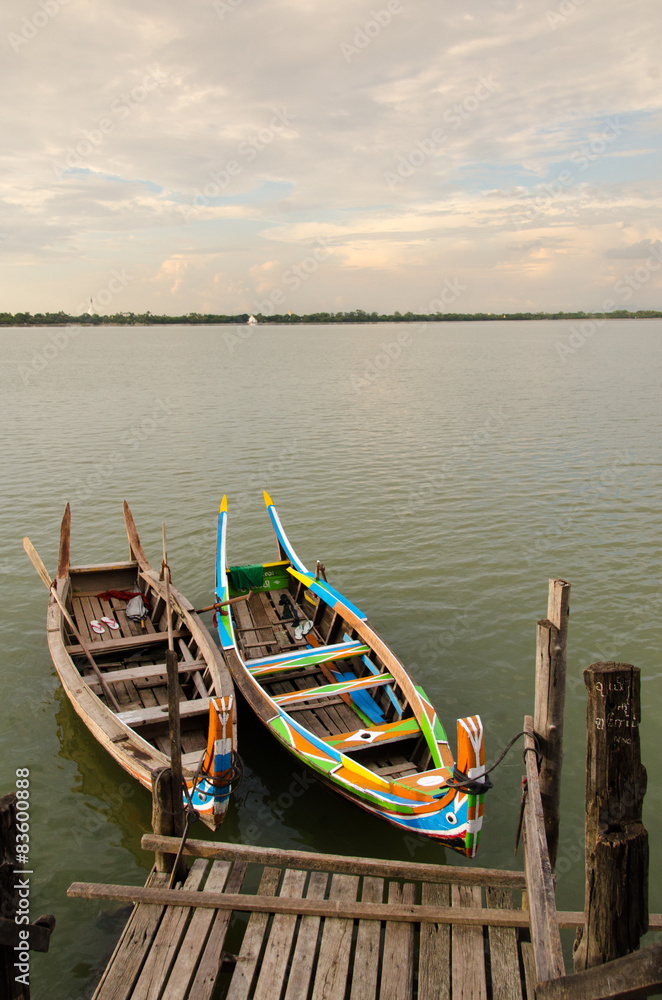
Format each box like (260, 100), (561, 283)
(0, 320), (660, 996)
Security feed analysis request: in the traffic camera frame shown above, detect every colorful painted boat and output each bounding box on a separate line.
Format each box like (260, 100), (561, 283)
(45, 502), (236, 829)
(215, 492), (488, 857)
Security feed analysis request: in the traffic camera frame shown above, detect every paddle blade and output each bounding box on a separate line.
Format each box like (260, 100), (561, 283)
(23, 537), (53, 589)
(57, 503), (71, 580)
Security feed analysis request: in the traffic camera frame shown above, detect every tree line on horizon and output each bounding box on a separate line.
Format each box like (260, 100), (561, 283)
(1, 308), (661, 326)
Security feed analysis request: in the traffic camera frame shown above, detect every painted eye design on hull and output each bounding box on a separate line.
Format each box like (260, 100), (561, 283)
(446, 812), (458, 826)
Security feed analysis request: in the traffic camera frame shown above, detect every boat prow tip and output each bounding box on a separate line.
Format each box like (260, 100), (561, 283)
(263, 490), (274, 508)
(219, 496), (228, 514)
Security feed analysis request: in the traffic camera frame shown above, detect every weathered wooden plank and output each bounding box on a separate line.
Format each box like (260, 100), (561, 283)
(283, 871), (328, 1000)
(419, 882), (451, 1000)
(252, 868), (308, 1000)
(535, 941), (662, 1000)
(87, 661), (206, 686)
(69, 880), (551, 926)
(66, 629), (188, 655)
(520, 941), (536, 1000)
(486, 887), (523, 1000)
(129, 860), (208, 1000)
(225, 867), (282, 1000)
(312, 873), (360, 1000)
(188, 861), (249, 1000)
(451, 884), (487, 1000)
(116, 697), (212, 727)
(534, 579), (570, 870)
(349, 876), (383, 1000)
(379, 882), (415, 1000)
(160, 861), (232, 1000)
(140, 835), (528, 889)
(92, 871), (170, 1000)
(521, 717), (565, 983)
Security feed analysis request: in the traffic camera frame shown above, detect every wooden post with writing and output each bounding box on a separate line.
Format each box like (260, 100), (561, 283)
(573, 662), (648, 971)
(534, 578), (570, 871)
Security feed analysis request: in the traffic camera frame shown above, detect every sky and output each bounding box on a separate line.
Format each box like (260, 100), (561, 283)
(2, 0), (661, 316)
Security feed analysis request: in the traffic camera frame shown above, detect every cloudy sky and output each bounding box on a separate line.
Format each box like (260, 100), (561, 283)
(2, 0), (661, 315)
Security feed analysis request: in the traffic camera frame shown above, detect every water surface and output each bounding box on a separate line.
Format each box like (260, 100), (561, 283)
(1, 320), (660, 994)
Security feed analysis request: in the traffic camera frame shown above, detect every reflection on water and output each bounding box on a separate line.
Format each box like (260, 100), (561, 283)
(1, 321), (660, 994)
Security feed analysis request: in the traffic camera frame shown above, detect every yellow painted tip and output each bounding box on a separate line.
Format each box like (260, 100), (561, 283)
(263, 490), (274, 508)
(219, 496), (227, 514)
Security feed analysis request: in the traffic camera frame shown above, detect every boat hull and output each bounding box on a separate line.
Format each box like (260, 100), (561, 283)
(45, 504), (237, 830)
(216, 494), (486, 857)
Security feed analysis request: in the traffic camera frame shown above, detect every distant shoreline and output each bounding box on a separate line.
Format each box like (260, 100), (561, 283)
(1, 309), (661, 327)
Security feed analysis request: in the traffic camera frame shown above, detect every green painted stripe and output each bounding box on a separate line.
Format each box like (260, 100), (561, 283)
(273, 672), (393, 706)
(324, 716), (421, 748)
(249, 643), (370, 676)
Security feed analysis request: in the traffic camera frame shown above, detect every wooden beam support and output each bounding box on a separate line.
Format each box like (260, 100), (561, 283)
(139, 834), (528, 888)
(521, 716), (565, 982)
(573, 663), (648, 971)
(534, 578), (570, 869)
(63, 881), (544, 926)
(536, 941), (662, 1000)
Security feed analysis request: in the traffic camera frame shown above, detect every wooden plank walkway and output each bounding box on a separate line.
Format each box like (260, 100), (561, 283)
(76, 843), (539, 1000)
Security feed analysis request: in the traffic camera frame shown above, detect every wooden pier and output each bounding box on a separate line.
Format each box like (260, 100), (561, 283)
(65, 580), (661, 1000)
(78, 840), (533, 1000)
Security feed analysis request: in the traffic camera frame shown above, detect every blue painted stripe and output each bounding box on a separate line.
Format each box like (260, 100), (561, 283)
(266, 502), (308, 573)
(296, 573), (366, 621)
(272, 710), (343, 764)
(215, 507), (234, 650)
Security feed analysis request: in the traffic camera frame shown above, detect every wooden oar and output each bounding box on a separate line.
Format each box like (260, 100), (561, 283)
(160, 522), (184, 838)
(161, 522), (174, 653)
(23, 536), (122, 713)
(57, 503), (71, 580)
(195, 594), (250, 614)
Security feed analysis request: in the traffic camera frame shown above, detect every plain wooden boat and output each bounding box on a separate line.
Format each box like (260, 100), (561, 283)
(46, 502), (236, 830)
(215, 492), (488, 857)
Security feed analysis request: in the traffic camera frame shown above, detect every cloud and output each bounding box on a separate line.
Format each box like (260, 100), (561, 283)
(1, 0), (661, 312)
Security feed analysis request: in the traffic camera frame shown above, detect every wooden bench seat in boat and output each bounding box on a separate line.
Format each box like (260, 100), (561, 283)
(321, 716), (422, 753)
(116, 697), (212, 728)
(83, 659), (208, 688)
(272, 672), (394, 708)
(66, 629), (189, 656)
(248, 640), (371, 676)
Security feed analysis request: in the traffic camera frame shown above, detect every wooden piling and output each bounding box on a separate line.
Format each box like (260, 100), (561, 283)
(573, 662), (648, 971)
(534, 578), (570, 870)
(151, 768), (176, 875)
